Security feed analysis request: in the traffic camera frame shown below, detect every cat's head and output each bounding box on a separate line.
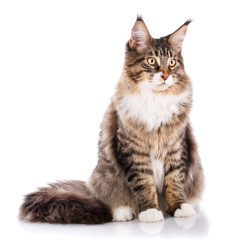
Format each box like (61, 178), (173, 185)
(124, 17), (191, 94)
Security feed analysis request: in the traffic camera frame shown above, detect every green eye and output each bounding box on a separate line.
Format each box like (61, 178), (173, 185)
(147, 57), (156, 66)
(169, 59), (176, 67)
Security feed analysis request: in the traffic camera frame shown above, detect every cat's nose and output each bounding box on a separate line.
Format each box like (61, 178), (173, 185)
(161, 69), (170, 81)
(162, 74), (169, 81)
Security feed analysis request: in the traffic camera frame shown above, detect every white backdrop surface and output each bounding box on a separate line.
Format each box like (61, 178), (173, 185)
(1, 0), (240, 239)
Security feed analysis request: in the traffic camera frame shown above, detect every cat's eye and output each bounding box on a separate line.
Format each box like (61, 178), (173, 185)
(169, 59), (176, 67)
(147, 57), (156, 66)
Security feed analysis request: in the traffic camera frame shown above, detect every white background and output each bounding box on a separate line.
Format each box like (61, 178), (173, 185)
(1, 0), (240, 239)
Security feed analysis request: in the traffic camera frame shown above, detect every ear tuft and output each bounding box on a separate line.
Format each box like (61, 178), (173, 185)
(136, 15), (144, 22)
(168, 20), (192, 51)
(184, 19), (193, 26)
(129, 19), (152, 53)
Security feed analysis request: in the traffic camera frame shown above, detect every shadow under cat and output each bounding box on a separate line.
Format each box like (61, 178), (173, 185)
(19, 210), (208, 239)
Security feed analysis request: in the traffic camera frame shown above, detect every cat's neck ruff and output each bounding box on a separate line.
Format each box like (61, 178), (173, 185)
(119, 81), (191, 131)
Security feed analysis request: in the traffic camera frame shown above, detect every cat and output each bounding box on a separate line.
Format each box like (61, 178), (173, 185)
(19, 16), (204, 224)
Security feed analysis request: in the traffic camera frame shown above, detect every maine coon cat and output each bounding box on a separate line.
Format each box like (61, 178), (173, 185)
(19, 17), (204, 224)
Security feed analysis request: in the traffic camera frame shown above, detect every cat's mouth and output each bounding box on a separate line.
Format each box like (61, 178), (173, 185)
(151, 73), (173, 85)
(141, 74), (174, 91)
(150, 74), (174, 91)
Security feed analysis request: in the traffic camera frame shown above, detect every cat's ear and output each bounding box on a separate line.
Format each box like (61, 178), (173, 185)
(167, 20), (192, 52)
(129, 17), (152, 53)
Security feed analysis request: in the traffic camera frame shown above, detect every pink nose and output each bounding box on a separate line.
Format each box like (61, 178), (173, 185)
(162, 74), (169, 80)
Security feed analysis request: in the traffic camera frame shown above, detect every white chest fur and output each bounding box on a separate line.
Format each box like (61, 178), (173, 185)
(119, 82), (191, 131)
(151, 157), (164, 192)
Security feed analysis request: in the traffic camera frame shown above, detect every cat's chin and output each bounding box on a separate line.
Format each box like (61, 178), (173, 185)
(145, 83), (172, 93)
(153, 84), (170, 91)
(140, 80), (172, 92)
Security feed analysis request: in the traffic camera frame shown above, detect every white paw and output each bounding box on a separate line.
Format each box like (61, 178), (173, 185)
(138, 208), (164, 223)
(113, 206), (133, 222)
(174, 203), (196, 218)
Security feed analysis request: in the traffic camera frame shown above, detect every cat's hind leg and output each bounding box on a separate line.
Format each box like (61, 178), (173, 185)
(112, 206), (134, 222)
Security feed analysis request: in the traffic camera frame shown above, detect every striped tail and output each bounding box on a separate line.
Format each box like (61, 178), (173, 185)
(19, 181), (112, 224)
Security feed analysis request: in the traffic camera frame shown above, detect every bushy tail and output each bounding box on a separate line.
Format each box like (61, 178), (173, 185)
(19, 180), (112, 224)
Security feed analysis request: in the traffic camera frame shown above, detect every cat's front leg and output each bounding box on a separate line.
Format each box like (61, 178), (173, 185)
(118, 146), (163, 222)
(164, 149), (195, 217)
